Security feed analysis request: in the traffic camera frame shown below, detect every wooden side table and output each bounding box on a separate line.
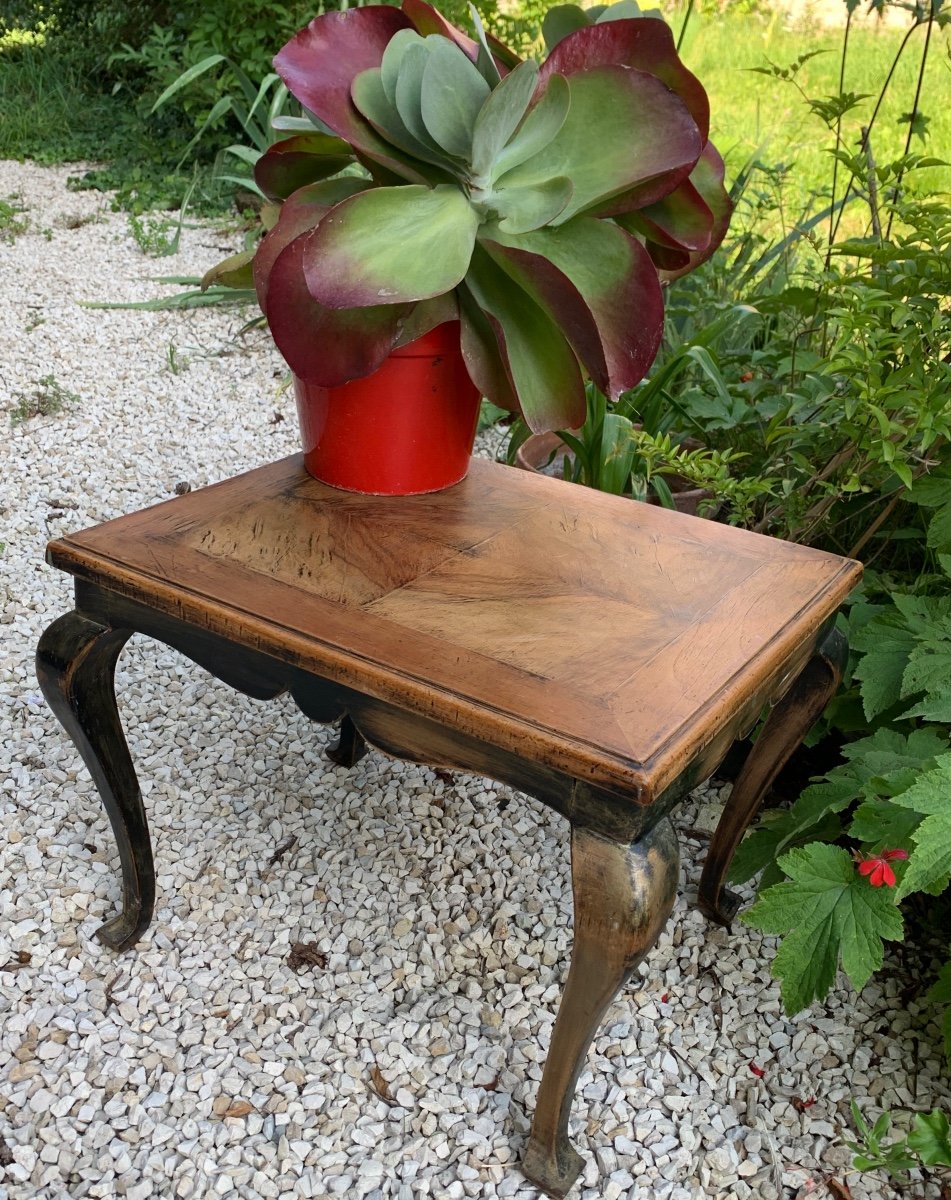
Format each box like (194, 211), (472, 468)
(37, 455), (860, 1198)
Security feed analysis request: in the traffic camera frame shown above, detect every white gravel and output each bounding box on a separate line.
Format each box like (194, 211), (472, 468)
(1, 160), (949, 1200)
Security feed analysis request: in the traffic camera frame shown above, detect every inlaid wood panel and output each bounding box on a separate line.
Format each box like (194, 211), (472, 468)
(47, 454), (861, 801)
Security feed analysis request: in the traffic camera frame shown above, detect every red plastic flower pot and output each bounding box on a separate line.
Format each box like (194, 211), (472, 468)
(293, 321), (482, 495)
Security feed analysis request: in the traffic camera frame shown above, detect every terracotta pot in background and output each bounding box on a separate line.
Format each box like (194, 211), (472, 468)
(294, 322), (481, 495)
(514, 430), (715, 517)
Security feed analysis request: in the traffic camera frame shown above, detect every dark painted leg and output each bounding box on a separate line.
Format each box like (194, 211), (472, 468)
(325, 714), (368, 768)
(522, 818), (680, 1198)
(699, 626), (847, 926)
(36, 612), (154, 951)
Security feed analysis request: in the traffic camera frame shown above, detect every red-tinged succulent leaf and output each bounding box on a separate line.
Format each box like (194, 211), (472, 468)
(264, 231), (409, 385)
(486, 31), (522, 70)
(465, 246), (585, 433)
(619, 178), (714, 252)
(303, 185), (479, 309)
(540, 19), (709, 142)
(252, 177), (370, 309)
(481, 216), (664, 398)
(401, 0), (481, 62)
(273, 7), (429, 183)
(253, 134), (354, 201)
(457, 284), (519, 412)
(658, 142), (732, 279)
(498, 66), (701, 224)
(646, 243), (691, 272)
(479, 235), (607, 391)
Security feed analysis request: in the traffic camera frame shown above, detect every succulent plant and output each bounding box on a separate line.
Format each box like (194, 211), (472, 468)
(232, 0), (730, 432)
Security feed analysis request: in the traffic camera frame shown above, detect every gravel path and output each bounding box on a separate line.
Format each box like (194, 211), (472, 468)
(1, 160), (948, 1200)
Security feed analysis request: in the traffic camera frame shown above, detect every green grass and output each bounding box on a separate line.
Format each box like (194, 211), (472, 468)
(0, 40), (232, 213)
(675, 9), (951, 234)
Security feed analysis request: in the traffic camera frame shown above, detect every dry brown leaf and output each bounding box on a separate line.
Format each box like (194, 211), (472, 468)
(827, 1179), (853, 1200)
(286, 942), (327, 973)
(224, 1100), (254, 1118)
(369, 1065), (396, 1106)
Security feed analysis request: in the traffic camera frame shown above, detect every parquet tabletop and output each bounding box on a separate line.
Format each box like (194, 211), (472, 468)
(47, 455), (861, 803)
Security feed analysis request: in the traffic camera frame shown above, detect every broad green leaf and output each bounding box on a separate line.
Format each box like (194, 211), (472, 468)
(470, 60), (539, 180)
(729, 777), (858, 885)
(743, 843), (904, 1014)
(481, 217), (663, 397)
(901, 645), (951, 699)
(852, 621), (917, 720)
(494, 177), (573, 233)
(927, 502), (951, 553)
(304, 185), (478, 307)
(420, 36), (491, 158)
(889, 756), (951, 900)
(492, 75), (570, 180)
(497, 66), (701, 224)
(907, 1111), (951, 1166)
(848, 799), (922, 849)
(465, 246), (585, 433)
(200, 250), (254, 291)
(909, 462), (951, 508)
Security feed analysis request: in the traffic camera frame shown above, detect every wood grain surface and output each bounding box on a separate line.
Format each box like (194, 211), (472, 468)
(47, 455), (861, 802)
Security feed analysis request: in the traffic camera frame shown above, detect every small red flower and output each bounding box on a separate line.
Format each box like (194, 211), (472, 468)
(854, 848), (909, 888)
(740, 371), (754, 382)
(749, 1061), (766, 1078)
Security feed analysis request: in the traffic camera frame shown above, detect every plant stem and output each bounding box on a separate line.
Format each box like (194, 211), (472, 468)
(863, 126), (883, 244)
(885, 2), (935, 239)
(826, 8), (852, 271)
(676, 0), (695, 53)
(828, 17), (922, 247)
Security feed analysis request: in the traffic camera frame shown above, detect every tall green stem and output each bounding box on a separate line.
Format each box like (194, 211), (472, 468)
(885, 3), (935, 239)
(828, 17), (922, 247)
(825, 8), (852, 271)
(676, 0), (695, 53)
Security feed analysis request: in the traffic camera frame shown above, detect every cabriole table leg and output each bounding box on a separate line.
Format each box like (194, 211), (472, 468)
(36, 611), (154, 952)
(699, 626), (848, 926)
(522, 817), (680, 1198)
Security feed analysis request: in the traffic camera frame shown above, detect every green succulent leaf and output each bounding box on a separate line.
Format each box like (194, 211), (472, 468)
(420, 35), (491, 158)
(494, 176), (574, 233)
(394, 41), (449, 156)
(468, 4), (503, 86)
(352, 66), (453, 172)
(470, 59), (539, 180)
(465, 245), (585, 433)
(380, 27), (426, 105)
(542, 4), (592, 52)
(304, 184), (479, 307)
(492, 74), (570, 181)
(497, 66), (701, 224)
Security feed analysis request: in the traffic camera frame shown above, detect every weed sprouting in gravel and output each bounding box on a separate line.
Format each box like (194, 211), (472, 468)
(0, 195), (28, 241)
(9, 374), (80, 426)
